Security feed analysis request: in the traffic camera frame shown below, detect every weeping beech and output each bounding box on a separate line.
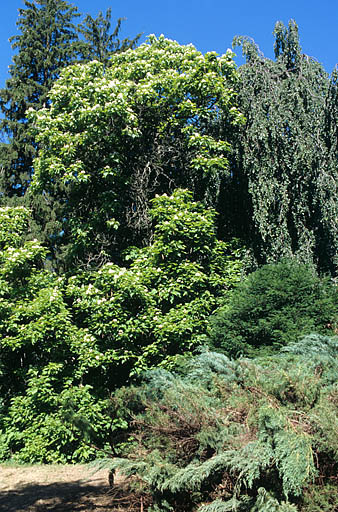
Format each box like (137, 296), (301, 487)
(223, 20), (338, 275)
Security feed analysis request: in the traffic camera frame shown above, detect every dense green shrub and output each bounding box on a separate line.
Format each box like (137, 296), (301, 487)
(0, 206), (112, 463)
(66, 189), (243, 376)
(0, 194), (243, 463)
(98, 335), (338, 512)
(0, 372), (110, 463)
(208, 260), (337, 357)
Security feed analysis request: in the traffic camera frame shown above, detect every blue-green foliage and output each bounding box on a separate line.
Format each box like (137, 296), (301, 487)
(103, 335), (338, 511)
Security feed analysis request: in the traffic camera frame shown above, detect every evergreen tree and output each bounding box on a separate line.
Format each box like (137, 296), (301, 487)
(0, 0), (80, 200)
(78, 8), (141, 66)
(208, 260), (338, 357)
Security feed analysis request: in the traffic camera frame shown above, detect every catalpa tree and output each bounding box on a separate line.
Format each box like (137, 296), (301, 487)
(30, 35), (244, 268)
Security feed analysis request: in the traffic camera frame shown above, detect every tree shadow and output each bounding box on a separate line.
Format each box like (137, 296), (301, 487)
(0, 479), (113, 512)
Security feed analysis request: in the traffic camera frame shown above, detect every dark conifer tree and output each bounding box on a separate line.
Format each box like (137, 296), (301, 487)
(0, 2), (141, 266)
(78, 8), (141, 66)
(0, 0), (80, 200)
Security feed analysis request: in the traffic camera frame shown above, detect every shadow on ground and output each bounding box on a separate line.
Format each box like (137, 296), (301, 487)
(0, 479), (114, 512)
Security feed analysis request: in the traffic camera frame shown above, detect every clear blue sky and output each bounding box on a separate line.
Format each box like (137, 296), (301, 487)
(1, 0), (337, 89)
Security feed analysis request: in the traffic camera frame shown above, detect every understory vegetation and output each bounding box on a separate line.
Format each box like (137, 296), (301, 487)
(102, 335), (338, 511)
(0, 4), (337, 511)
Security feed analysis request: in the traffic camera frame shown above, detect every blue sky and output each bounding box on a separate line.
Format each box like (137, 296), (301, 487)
(0, 0), (337, 89)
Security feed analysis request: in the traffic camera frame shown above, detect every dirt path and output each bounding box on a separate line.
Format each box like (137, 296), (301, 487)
(0, 464), (118, 512)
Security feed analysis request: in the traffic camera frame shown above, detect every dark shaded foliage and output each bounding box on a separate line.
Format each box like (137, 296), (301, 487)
(208, 260), (337, 357)
(221, 20), (338, 275)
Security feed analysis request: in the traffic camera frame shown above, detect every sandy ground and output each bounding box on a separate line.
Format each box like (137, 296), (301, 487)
(0, 464), (120, 512)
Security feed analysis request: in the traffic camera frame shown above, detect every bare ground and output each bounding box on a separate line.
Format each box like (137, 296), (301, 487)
(0, 464), (121, 512)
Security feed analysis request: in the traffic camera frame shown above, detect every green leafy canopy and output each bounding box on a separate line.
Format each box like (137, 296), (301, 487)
(29, 35), (244, 268)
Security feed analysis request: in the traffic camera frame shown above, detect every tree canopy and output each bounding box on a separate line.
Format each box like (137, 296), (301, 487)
(225, 20), (338, 274)
(30, 35), (244, 268)
(78, 8), (141, 65)
(0, 192), (242, 462)
(0, 0), (80, 199)
(0, 0), (142, 264)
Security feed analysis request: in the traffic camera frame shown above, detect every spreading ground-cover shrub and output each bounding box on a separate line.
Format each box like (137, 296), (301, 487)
(208, 260), (337, 357)
(99, 334), (338, 511)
